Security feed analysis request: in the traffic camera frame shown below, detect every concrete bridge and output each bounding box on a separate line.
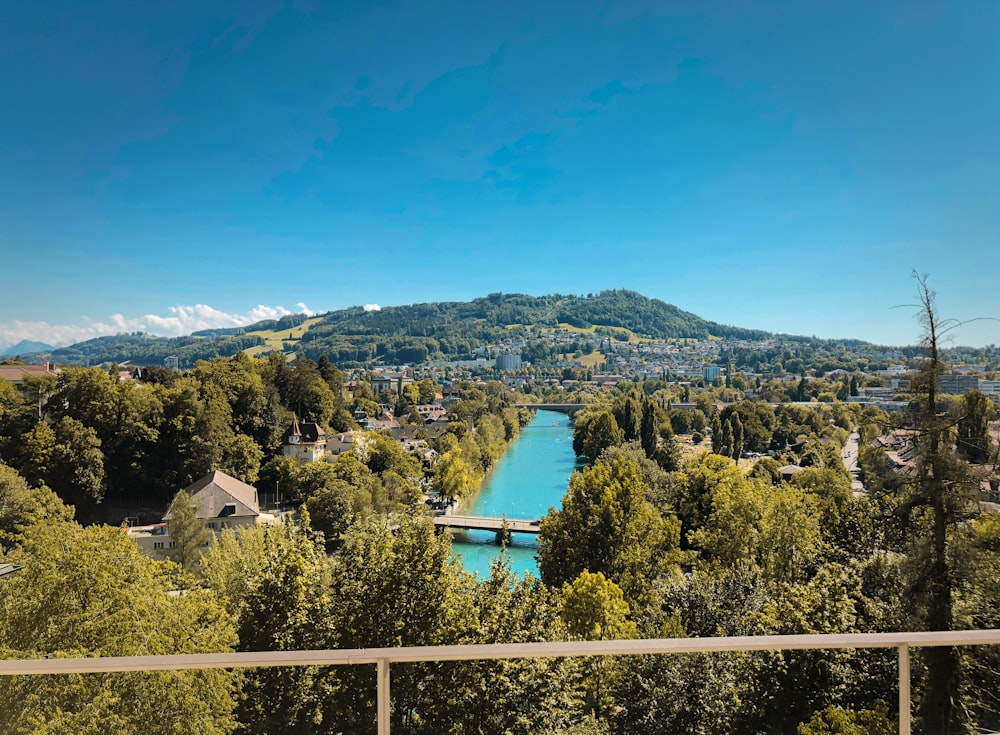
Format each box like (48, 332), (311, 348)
(514, 403), (589, 413)
(433, 514), (541, 537)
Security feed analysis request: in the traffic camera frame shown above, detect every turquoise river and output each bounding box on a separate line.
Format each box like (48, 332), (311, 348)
(450, 409), (583, 577)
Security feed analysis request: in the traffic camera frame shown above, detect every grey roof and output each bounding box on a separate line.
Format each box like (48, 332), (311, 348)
(0, 563), (23, 579)
(167, 470), (260, 520)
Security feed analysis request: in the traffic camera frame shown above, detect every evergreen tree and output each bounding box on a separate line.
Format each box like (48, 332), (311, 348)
(639, 399), (658, 460)
(718, 419), (734, 459)
(731, 413), (745, 460)
(710, 415), (724, 455)
(618, 397), (640, 443)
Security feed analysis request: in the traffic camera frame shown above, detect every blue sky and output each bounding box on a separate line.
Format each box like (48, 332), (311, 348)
(1, 0), (998, 350)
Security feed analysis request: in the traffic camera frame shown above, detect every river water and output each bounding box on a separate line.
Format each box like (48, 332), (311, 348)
(450, 409), (582, 578)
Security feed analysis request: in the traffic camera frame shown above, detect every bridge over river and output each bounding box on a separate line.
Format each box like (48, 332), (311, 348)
(434, 514), (541, 537)
(513, 403), (588, 412)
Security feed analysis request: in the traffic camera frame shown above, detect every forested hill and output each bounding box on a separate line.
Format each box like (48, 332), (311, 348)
(40, 290), (772, 367)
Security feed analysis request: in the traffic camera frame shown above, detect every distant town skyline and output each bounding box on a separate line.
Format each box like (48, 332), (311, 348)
(2, 1), (998, 349)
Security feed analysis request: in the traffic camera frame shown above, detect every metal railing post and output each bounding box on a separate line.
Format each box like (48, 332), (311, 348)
(377, 658), (390, 735)
(898, 644), (910, 735)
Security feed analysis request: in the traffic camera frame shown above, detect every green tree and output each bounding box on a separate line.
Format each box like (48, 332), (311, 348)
(193, 353), (276, 447)
(0, 461), (74, 549)
(16, 418), (105, 518)
(538, 456), (682, 607)
(560, 571), (636, 719)
(461, 557), (581, 734)
(960, 513), (1000, 730)
(0, 521), (237, 735)
(957, 389), (993, 463)
(15, 421), (55, 490)
(639, 399), (659, 459)
(731, 413), (745, 459)
(560, 570), (637, 642)
(432, 437), (478, 505)
(674, 452), (745, 545)
(48, 416), (105, 512)
(224, 518), (336, 735)
(718, 418), (733, 459)
(757, 483), (823, 583)
(791, 467), (853, 533)
(617, 397), (640, 443)
(710, 414), (723, 454)
(416, 379), (438, 405)
(797, 703), (894, 735)
(219, 432), (264, 483)
(325, 452), (383, 511)
(165, 489), (213, 572)
(304, 478), (355, 540)
(322, 516), (478, 734)
(580, 410), (625, 464)
(48, 368), (161, 505)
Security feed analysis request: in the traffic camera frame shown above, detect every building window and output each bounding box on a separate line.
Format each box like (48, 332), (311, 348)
(169, 541), (176, 548)
(153, 542), (164, 550)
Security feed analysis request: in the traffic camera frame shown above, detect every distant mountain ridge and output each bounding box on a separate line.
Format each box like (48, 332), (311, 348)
(0, 339), (55, 356)
(27, 290), (777, 368)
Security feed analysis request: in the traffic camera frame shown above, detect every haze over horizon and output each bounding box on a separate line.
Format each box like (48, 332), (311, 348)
(2, 1), (998, 350)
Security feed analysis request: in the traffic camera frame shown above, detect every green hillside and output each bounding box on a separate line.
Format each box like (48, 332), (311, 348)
(295, 290), (769, 365)
(41, 290), (771, 367)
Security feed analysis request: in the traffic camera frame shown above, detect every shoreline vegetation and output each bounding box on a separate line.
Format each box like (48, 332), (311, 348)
(454, 407), (543, 518)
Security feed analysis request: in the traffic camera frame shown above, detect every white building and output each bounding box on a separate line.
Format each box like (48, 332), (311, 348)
(128, 470), (281, 560)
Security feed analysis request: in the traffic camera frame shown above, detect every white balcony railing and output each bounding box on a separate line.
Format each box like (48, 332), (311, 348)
(4, 629), (1000, 734)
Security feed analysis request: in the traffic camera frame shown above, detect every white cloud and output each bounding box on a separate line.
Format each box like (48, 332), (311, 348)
(0, 302), (315, 351)
(363, 303), (382, 312)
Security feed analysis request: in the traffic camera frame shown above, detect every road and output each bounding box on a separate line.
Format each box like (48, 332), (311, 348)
(842, 430), (865, 493)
